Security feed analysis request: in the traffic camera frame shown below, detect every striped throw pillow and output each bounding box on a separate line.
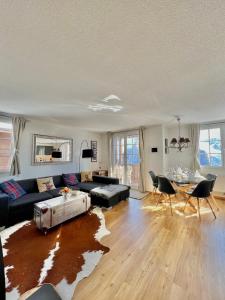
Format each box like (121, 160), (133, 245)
(0, 179), (26, 200)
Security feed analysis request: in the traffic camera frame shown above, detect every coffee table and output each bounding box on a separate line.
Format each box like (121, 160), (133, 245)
(34, 191), (91, 234)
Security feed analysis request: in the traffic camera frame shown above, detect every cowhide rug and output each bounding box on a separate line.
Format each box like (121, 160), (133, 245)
(0, 207), (110, 300)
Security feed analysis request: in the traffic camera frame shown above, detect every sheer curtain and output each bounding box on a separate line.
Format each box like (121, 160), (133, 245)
(107, 132), (113, 176)
(10, 116), (27, 176)
(138, 127), (146, 192)
(110, 130), (140, 189)
(190, 124), (200, 170)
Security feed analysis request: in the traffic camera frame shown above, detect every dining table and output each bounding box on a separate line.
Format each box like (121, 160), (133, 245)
(166, 173), (206, 211)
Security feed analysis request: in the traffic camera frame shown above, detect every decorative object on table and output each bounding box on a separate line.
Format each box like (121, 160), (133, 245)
(78, 139), (94, 172)
(81, 171), (93, 182)
(71, 189), (80, 196)
(1, 207), (110, 300)
(60, 187), (71, 200)
(37, 177), (56, 193)
(166, 117), (191, 152)
(91, 140), (97, 162)
(32, 134), (73, 165)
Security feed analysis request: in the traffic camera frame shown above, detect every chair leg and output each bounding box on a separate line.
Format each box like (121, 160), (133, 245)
(169, 195), (173, 216)
(156, 193), (163, 206)
(197, 197), (201, 220)
(206, 197), (216, 219)
(210, 193), (219, 211)
(183, 196), (191, 213)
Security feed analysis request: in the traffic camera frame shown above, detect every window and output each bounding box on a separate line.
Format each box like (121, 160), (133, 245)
(111, 131), (140, 189)
(0, 118), (13, 173)
(199, 126), (223, 167)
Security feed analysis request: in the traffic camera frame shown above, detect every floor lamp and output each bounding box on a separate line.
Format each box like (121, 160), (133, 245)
(78, 139), (93, 172)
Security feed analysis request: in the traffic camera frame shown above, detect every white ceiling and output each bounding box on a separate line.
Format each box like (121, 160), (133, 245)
(0, 1), (225, 132)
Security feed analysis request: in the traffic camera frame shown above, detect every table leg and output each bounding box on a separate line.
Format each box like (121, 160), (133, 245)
(187, 198), (197, 211)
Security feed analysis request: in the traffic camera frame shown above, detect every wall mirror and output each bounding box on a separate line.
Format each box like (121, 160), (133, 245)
(32, 134), (73, 165)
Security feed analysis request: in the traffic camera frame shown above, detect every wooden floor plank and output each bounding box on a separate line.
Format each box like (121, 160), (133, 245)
(73, 195), (225, 300)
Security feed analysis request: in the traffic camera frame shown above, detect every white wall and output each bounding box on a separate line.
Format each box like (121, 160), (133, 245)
(0, 119), (106, 181)
(144, 125), (165, 191)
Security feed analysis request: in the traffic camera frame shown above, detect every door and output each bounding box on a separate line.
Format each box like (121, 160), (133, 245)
(112, 131), (140, 189)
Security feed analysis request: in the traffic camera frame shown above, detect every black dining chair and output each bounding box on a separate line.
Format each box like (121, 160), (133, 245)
(206, 173), (219, 210)
(157, 176), (177, 215)
(183, 180), (216, 220)
(0, 236), (62, 300)
(149, 171), (158, 198)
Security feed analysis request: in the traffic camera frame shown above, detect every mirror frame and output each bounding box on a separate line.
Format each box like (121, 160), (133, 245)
(32, 134), (73, 165)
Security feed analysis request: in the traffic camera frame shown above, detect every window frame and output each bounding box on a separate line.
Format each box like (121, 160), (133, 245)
(0, 116), (13, 175)
(199, 123), (224, 170)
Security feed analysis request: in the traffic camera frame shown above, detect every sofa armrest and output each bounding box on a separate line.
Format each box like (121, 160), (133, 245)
(0, 193), (10, 227)
(92, 175), (119, 185)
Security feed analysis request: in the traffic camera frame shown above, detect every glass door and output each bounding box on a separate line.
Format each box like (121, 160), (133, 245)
(112, 131), (140, 189)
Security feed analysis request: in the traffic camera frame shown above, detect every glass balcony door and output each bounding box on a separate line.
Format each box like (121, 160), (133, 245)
(112, 131), (140, 189)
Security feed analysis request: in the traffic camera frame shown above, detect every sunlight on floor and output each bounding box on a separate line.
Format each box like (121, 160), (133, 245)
(141, 199), (213, 219)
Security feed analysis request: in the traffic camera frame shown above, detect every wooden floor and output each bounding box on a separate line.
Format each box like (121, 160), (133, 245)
(73, 194), (225, 300)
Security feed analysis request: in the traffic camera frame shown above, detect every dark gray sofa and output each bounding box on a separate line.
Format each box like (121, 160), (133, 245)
(0, 173), (130, 227)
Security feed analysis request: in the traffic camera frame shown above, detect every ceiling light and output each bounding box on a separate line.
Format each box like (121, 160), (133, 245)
(88, 104), (123, 112)
(166, 117), (191, 152)
(101, 95), (121, 103)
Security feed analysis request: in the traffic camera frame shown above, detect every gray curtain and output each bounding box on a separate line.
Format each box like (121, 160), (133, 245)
(190, 124), (200, 170)
(107, 132), (113, 176)
(10, 117), (27, 176)
(138, 127), (146, 192)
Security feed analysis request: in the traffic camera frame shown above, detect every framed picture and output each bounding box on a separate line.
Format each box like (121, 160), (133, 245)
(91, 140), (97, 162)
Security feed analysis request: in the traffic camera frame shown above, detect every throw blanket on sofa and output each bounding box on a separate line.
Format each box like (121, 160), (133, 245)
(91, 184), (129, 199)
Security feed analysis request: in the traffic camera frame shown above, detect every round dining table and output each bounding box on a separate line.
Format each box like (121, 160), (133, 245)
(167, 175), (206, 211)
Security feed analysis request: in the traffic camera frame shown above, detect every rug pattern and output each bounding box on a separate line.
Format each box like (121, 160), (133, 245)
(0, 207), (110, 300)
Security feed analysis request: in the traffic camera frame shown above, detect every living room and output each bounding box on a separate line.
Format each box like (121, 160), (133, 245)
(1, 1), (225, 300)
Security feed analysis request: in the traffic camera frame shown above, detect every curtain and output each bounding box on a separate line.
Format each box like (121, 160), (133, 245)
(138, 127), (146, 192)
(107, 132), (113, 176)
(10, 117), (27, 176)
(190, 124), (200, 170)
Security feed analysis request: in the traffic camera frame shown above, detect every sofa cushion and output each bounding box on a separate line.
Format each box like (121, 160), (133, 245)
(10, 192), (53, 209)
(37, 177), (56, 192)
(77, 182), (105, 193)
(52, 175), (64, 188)
(81, 171), (93, 183)
(63, 173), (79, 186)
(92, 175), (119, 185)
(16, 178), (39, 193)
(0, 179), (26, 200)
